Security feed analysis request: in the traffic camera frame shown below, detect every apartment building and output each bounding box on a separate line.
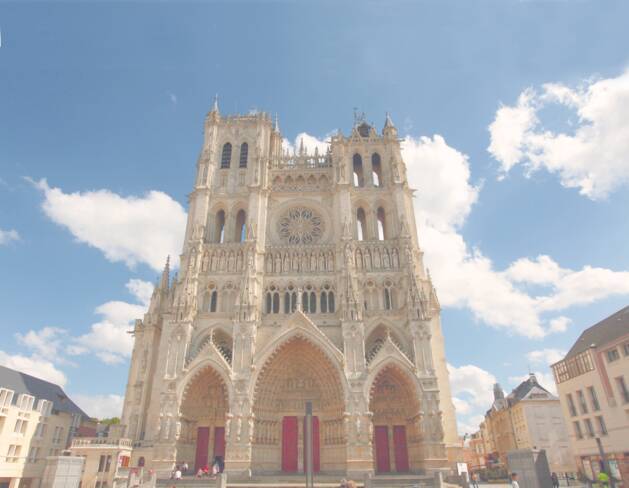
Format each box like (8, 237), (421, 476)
(552, 305), (629, 484)
(481, 375), (575, 474)
(0, 365), (91, 488)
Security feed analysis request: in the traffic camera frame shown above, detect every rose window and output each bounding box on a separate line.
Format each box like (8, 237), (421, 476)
(278, 207), (323, 245)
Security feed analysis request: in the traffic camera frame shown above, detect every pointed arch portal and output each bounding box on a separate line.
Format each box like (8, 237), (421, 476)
(177, 367), (229, 472)
(369, 366), (422, 473)
(252, 336), (346, 474)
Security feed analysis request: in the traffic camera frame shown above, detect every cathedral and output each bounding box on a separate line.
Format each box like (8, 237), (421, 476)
(121, 102), (458, 478)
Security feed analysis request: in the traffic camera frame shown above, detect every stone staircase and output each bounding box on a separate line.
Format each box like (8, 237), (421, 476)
(155, 473), (437, 488)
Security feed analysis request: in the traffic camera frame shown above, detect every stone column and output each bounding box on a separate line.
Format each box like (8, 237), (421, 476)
(344, 386), (374, 478)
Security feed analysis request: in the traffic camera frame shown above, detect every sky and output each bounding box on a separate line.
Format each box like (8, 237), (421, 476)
(1, 1), (629, 433)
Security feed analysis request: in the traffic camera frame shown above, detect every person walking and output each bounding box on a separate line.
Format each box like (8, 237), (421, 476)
(551, 472), (560, 488)
(470, 472), (480, 488)
(511, 472), (520, 488)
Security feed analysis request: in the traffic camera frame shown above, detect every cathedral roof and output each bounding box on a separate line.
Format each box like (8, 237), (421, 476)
(0, 364), (89, 418)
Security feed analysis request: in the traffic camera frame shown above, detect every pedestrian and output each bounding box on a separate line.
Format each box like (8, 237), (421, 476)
(182, 462), (188, 475)
(551, 472), (559, 488)
(511, 472), (519, 488)
(174, 468), (182, 481)
(470, 472), (480, 488)
(597, 471), (609, 488)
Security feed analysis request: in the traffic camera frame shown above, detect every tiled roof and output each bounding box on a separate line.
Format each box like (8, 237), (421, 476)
(565, 306), (629, 359)
(0, 365), (89, 418)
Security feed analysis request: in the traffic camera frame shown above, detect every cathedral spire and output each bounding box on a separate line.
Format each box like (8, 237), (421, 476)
(274, 113), (280, 133)
(384, 112), (395, 129)
(211, 94), (219, 113)
(383, 111), (398, 139)
(160, 256), (170, 290)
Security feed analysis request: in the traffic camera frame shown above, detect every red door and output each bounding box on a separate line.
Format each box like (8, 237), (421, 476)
(282, 416), (298, 472)
(195, 427), (210, 472)
(303, 416), (320, 473)
(393, 425), (409, 472)
(213, 427), (226, 470)
(374, 425), (391, 473)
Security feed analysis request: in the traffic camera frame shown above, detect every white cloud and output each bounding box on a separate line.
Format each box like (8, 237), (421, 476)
(0, 351), (67, 386)
(548, 316), (571, 333)
(30, 178), (186, 271)
(15, 327), (66, 358)
(72, 393), (124, 419)
(488, 69), (629, 199)
(526, 348), (566, 366)
(0, 228), (20, 245)
(282, 132), (332, 155)
(448, 363), (497, 434)
(68, 279), (152, 364)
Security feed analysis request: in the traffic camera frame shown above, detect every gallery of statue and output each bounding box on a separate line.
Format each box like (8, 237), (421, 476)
(121, 103), (459, 478)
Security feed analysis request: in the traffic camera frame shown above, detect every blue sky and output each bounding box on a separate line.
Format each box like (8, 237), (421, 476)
(1, 1), (628, 432)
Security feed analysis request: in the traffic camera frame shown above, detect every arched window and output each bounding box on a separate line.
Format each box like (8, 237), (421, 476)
(235, 210), (246, 242)
(328, 291), (335, 313)
(310, 291), (316, 313)
(377, 207), (386, 241)
(209, 290), (217, 313)
(284, 286), (297, 314)
(239, 142), (248, 168)
(319, 284), (335, 313)
(356, 208), (367, 241)
(265, 293), (272, 314)
(220, 143), (232, 169)
(353, 154), (364, 187)
(266, 286), (279, 314)
(320, 291), (328, 313)
(215, 210), (226, 243)
(384, 288), (392, 310)
(372, 153), (382, 187)
(301, 286), (316, 314)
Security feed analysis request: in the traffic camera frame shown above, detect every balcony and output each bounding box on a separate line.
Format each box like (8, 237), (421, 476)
(71, 437), (133, 449)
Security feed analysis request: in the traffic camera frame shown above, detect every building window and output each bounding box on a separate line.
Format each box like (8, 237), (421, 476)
(356, 208), (367, 241)
(606, 348), (620, 363)
(6, 444), (21, 463)
(235, 210), (247, 242)
(584, 418), (595, 438)
(319, 285), (335, 314)
(573, 421), (583, 439)
(577, 390), (588, 414)
(371, 153), (382, 187)
(284, 287), (297, 314)
(105, 455), (112, 472)
(209, 290), (218, 313)
(239, 142), (248, 168)
(352, 154), (364, 187)
(376, 207), (386, 241)
(220, 142), (232, 169)
(588, 386), (600, 411)
(0, 388), (14, 407)
(14, 419), (27, 435)
(215, 210), (226, 243)
(265, 287), (280, 314)
(623, 342), (629, 356)
(616, 376), (629, 403)
(596, 416), (608, 436)
(566, 393), (577, 416)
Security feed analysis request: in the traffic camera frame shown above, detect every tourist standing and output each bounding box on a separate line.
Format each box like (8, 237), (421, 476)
(511, 472), (520, 488)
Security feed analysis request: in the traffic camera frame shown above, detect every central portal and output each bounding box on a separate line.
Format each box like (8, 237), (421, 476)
(252, 337), (345, 473)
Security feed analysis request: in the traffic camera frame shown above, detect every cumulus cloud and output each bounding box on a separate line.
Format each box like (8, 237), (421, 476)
(0, 351), (67, 386)
(30, 178), (186, 271)
(0, 228), (20, 245)
(15, 327), (66, 358)
(68, 279), (152, 364)
(488, 69), (629, 199)
(283, 132), (332, 155)
(72, 393), (124, 419)
(526, 348), (566, 365)
(448, 363), (497, 434)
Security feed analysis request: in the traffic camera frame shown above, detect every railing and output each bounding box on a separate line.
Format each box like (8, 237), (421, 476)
(71, 437), (133, 449)
(268, 152), (332, 170)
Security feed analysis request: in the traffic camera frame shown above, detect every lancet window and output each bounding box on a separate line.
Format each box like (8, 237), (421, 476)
(239, 142), (248, 168)
(353, 154), (364, 187)
(372, 153), (382, 187)
(220, 142), (232, 169)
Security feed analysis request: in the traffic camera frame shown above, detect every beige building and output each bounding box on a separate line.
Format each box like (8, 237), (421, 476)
(120, 105), (458, 479)
(69, 431), (132, 488)
(479, 375), (574, 475)
(551, 305), (629, 485)
(0, 365), (90, 488)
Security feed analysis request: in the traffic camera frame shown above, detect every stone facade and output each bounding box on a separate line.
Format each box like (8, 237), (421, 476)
(120, 104), (458, 477)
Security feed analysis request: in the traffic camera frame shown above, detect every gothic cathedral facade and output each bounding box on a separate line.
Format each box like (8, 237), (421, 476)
(121, 104), (458, 477)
